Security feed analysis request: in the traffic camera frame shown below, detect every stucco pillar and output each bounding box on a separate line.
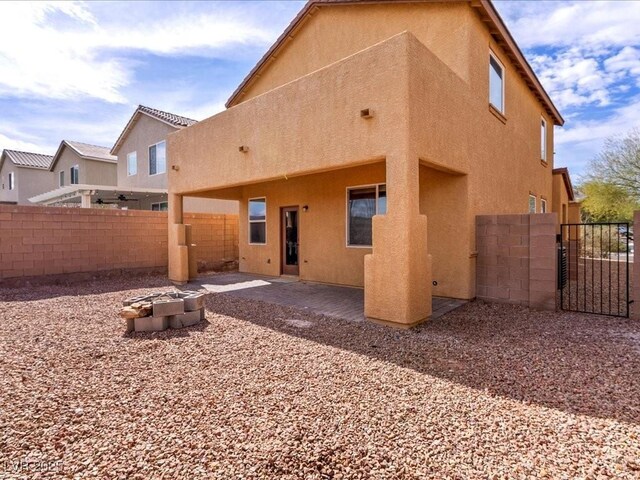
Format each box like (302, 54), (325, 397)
(80, 191), (91, 209)
(168, 193), (189, 283)
(364, 154), (432, 327)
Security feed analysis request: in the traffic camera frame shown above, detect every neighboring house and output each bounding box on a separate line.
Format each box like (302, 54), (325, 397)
(29, 140), (123, 207)
(110, 105), (238, 213)
(0, 149), (54, 205)
(552, 167), (581, 229)
(166, 0), (568, 327)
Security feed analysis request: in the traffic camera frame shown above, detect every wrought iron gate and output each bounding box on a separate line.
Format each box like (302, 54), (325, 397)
(559, 223), (631, 317)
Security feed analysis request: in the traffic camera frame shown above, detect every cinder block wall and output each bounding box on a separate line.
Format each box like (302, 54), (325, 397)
(0, 205), (238, 280)
(186, 213), (239, 271)
(476, 213), (557, 310)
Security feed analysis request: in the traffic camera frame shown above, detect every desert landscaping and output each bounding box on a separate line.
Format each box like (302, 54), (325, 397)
(1, 273), (638, 478)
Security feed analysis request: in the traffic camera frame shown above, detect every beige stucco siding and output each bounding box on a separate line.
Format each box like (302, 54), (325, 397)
(231, 2), (473, 105)
(0, 164), (53, 205)
(116, 113), (176, 190)
(239, 162), (385, 286)
(168, 32), (411, 195)
(53, 147), (117, 188)
(117, 113), (238, 214)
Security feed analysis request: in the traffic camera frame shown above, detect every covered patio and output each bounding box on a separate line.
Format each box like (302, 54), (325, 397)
(189, 272), (466, 323)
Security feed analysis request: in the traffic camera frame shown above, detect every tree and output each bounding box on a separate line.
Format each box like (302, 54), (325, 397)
(586, 127), (640, 198)
(579, 180), (640, 223)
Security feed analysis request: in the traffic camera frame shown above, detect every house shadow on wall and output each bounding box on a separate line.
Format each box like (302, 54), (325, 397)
(203, 294), (640, 426)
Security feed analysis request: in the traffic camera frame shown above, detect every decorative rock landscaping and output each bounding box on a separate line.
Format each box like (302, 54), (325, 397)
(119, 291), (205, 332)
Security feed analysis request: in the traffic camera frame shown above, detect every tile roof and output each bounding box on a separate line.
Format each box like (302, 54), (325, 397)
(138, 105), (198, 128)
(65, 140), (117, 162)
(2, 149), (54, 169)
(110, 105), (198, 155)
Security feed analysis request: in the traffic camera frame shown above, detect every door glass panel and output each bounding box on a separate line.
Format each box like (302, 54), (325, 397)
(284, 210), (298, 266)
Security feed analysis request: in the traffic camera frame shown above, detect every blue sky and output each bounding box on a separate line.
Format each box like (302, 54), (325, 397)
(0, 1), (639, 179)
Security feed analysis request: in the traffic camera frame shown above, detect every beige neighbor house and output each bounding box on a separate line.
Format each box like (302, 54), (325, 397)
(0, 150), (54, 205)
(552, 167), (581, 230)
(110, 105), (238, 213)
(167, 0), (570, 328)
(29, 140), (121, 208)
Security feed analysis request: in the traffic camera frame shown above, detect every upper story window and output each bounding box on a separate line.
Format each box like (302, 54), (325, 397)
(540, 118), (547, 162)
(70, 165), (79, 185)
(8, 172), (14, 190)
(59, 171), (64, 187)
(248, 197), (266, 244)
(489, 53), (505, 114)
(541, 198), (547, 213)
(528, 194), (536, 214)
(347, 184), (386, 247)
(149, 141), (166, 175)
(127, 152), (137, 176)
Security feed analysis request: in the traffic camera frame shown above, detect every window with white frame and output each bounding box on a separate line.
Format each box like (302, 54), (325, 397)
(529, 194), (537, 214)
(70, 165), (79, 185)
(489, 53), (505, 114)
(151, 201), (168, 211)
(127, 152), (137, 176)
(347, 184), (386, 247)
(541, 118), (547, 161)
(149, 141), (166, 175)
(541, 198), (547, 213)
(248, 198), (266, 244)
(8, 172), (14, 190)
(59, 171), (65, 187)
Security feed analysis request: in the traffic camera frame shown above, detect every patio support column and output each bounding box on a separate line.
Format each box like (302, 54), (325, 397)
(80, 191), (91, 209)
(168, 193), (190, 283)
(364, 153), (431, 327)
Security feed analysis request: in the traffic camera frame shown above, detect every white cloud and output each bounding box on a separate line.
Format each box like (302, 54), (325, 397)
(0, 132), (48, 154)
(556, 97), (640, 145)
(497, 1), (640, 51)
(0, 1), (276, 104)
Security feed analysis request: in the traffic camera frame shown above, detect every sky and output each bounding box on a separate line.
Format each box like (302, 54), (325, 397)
(0, 0), (639, 179)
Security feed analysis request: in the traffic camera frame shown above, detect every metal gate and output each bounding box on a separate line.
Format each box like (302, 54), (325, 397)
(559, 223), (631, 317)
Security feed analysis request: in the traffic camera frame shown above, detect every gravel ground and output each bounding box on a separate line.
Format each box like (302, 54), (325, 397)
(1, 273), (639, 479)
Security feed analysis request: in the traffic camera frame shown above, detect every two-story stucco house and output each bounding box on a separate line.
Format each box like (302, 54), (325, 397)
(166, 0), (568, 327)
(0, 150), (54, 205)
(29, 140), (120, 207)
(110, 105), (238, 213)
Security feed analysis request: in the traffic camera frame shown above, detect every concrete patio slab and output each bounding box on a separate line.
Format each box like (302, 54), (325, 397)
(189, 272), (466, 323)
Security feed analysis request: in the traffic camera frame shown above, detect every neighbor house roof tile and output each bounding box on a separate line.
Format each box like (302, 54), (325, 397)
(2, 149), (54, 169)
(110, 105), (198, 155)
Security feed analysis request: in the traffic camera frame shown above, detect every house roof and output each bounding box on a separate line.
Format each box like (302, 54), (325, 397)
(110, 105), (198, 155)
(50, 140), (116, 171)
(225, 0), (564, 126)
(1, 149), (54, 170)
(552, 167), (575, 201)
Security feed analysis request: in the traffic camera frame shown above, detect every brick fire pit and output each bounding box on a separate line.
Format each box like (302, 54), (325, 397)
(120, 291), (205, 332)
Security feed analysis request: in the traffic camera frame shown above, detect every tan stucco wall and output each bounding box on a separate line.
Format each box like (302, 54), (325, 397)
(0, 163), (54, 205)
(239, 162), (385, 286)
(231, 2), (473, 106)
(168, 3), (561, 324)
(53, 146), (117, 188)
(116, 113), (238, 214)
(552, 173), (570, 230)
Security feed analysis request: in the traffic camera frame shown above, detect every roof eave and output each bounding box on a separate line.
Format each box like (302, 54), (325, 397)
(225, 0), (564, 126)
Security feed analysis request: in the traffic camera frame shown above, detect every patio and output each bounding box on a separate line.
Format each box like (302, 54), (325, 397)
(189, 272), (467, 323)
